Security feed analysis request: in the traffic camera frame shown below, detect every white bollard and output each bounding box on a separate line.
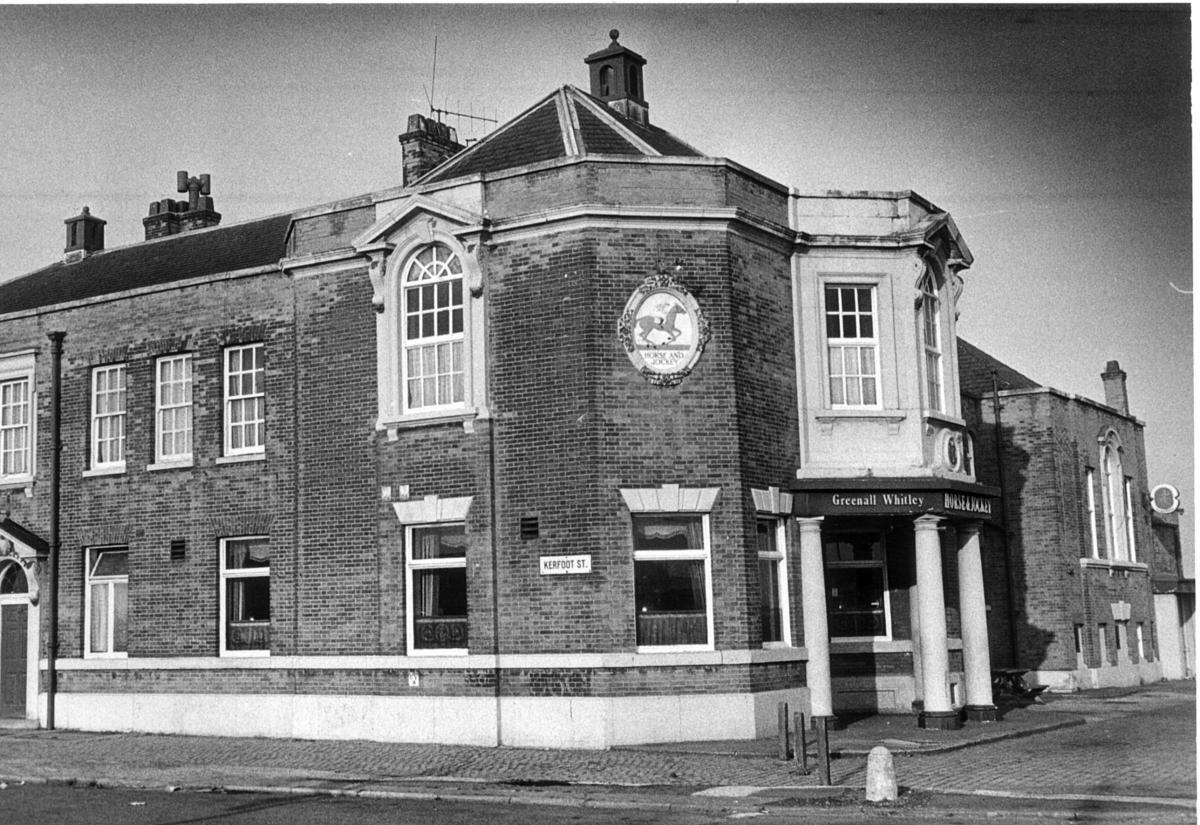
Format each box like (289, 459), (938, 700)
(865, 745), (898, 802)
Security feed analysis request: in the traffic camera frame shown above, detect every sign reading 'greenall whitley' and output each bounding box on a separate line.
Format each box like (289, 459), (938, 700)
(618, 268), (711, 387)
(795, 488), (998, 522)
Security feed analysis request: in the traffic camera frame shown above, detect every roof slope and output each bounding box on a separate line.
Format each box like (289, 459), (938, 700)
(0, 213), (292, 315)
(421, 85), (704, 185)
(957, 338), (1042, 397)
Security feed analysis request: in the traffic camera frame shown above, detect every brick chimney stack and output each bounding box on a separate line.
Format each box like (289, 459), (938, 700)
(398, 115), (464, 186)
(63, 206), (106, 262)
(144, 171), (222, 240)
(584, 30), (649, 126)
(1101, 360), (1130, 415)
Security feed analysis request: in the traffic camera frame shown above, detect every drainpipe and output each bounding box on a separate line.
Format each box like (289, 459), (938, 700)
(991, 371), (1020, 667)
(488, 415), (503, 746)
(46, 331), (64, 730)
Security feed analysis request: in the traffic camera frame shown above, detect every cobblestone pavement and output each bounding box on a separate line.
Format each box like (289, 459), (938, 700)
(0, 681), (1192, 808)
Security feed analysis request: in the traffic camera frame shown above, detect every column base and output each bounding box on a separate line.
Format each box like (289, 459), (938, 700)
(917, 709), (963, 730)
(963, 704), (999, 723)
(810, 714), (841, 731)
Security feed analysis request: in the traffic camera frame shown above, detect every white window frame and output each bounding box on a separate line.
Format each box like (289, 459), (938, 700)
(1086, 467), (1100, 558)
(823, 530), (892, 642)
(223, 344), (265, 457)
(154, 353), (193, 465)
(1073, 623), (1086, 669)
(0, 351), (35, 484)
(632, 513), (715, 653)
(1123, 477), (1137, 563)
(757, 517), (791, 647)
(400, 243), (467, 415)
(823, 284), (881, 409)
(90, 364), (127, 472)
(1097, 623), (1110, 667)
(84, 545), (128, 659)
(405, 522), (468, 657)
(219, 536), (271, 657)
(1135, 622), (1145, 662)
(1100, 434), (1128, 561)
(919, 273), (944, 413)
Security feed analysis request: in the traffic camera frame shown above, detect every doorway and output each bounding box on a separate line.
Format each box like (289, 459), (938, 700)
(0, 562), (30, 718)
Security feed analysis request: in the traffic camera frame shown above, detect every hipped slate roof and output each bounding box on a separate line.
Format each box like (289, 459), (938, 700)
(420, 85), (704, 184)
(0, 213), (293, 315)
(957, 338), (1041, 397)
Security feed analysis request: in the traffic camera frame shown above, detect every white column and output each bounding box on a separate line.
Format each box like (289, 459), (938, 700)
(798, 517), (833, 719)
(914, 515), (957, 727)
(956, 522), (996, 720)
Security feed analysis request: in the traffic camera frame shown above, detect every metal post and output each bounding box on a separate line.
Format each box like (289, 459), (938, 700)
(815, 715), (831, 786)
(777, 701), (790, 760)
(794, 711), (809, 775)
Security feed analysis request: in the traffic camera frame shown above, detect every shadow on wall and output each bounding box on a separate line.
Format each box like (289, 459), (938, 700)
(980, 418), (1056, 678)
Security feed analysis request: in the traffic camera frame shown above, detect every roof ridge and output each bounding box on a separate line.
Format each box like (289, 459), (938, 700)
(414, 86), (569, 184)
(566, 87), (661, 157)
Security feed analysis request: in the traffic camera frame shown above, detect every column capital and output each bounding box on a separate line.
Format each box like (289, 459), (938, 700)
(957, 520), (983, 539)
(796, 516), (824, 534)
(914, 514), (943, 532)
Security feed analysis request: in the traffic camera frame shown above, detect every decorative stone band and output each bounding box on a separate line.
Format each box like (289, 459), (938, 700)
(620, 484), (719, 513)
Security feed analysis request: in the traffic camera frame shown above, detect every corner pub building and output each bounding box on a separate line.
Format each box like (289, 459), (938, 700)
(1, 33), (1048, 747)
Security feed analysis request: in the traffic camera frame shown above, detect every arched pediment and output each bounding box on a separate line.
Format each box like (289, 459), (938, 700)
(0, 518), (45, 605)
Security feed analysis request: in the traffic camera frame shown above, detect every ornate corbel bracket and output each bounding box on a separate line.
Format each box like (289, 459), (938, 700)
(360, 242), (395, 313)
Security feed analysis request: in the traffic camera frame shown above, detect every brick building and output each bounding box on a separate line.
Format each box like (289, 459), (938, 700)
(0, 34), (1163, 746)
(959, 344), (1162, 691)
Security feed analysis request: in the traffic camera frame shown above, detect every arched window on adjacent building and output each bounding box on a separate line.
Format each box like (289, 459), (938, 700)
(1100, 431), (1131, 562)
(401, 243), (465, 413)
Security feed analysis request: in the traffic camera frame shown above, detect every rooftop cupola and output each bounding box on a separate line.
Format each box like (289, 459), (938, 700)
(584, 29), (649, 126)
(63, 205), (106, 261)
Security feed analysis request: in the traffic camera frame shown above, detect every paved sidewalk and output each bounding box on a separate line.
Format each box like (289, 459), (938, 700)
(0, 680), (1192, 816)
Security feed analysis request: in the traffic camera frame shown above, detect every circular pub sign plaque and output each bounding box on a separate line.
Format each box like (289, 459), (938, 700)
(617, 271), (711, 387)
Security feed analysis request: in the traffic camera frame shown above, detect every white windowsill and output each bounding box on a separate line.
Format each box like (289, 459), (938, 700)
(406, 649), (469, 658)
(215, 452), (266, 465)
(816, 409), (905, 422)
(1080, 557), (1148, 573)
(83, 652), (128, 660)
(220, 650), (271, 658)
(379, 407), (480, 431)
(82, 463), (126, 478)
(0, 476), (34, 490)
(147, 459), (194, 472)
(636, 645), (715, 654)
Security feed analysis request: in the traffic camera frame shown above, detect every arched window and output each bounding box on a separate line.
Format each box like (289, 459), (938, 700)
(918, 270), (943, 412)
(1100, 432), (1129, 561)
(599, 65), (615, 98)
(401, 244), (465, 412)
(0, 561), (27, 595)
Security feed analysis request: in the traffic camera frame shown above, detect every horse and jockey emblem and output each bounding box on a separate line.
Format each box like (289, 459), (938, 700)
(618, 268), (711, 387)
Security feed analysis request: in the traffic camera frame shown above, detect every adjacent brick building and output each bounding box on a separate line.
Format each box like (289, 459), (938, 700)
(0, 33), (1166, 746)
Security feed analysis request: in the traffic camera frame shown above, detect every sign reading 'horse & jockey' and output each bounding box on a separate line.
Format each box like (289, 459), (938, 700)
(617, 268), (711, 387)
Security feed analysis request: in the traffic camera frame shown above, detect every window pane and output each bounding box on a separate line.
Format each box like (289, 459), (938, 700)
(112, 581), (128, 653)
(89, 583), (109, 653)
(859, 315), (873, 338)
(411, 524), (467, 560)
(90, 548), (129, 577)
(632, 515), (703, 551)
(226, 577), (270, 651)
(858, 288), (871, 312)
(759, 559), (782, 643)
(635, 559), (707, 646)
(861, 377), (877, 406)
(412, 569), (468, 649)
(226, 538), (270, 569)
(826, 567), (886, 637)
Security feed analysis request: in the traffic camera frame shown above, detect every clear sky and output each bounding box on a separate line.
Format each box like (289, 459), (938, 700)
(0, 4), (1192, 567)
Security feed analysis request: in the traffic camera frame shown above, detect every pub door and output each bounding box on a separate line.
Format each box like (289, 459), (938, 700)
(0, 602), (27, 718)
